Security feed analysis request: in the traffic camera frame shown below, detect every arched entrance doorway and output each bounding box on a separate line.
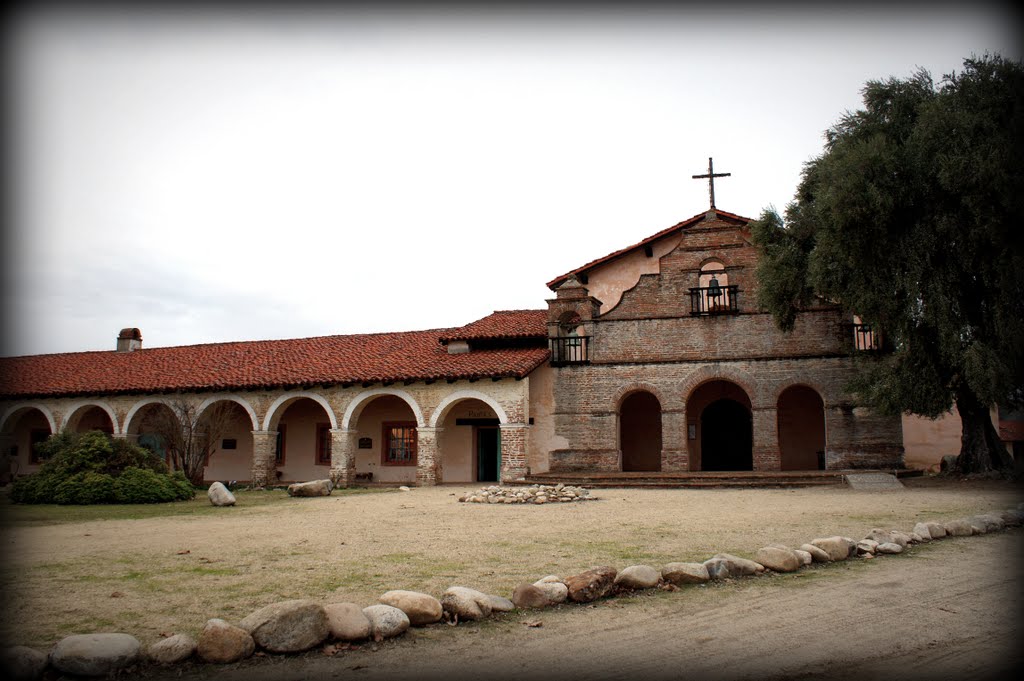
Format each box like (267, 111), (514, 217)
(620, 391), (662, 471)
(269, 397), (336, 484)
(0, 406), (54, 479)
(436, 398), (502, 483)
(686, 380), (752, 471)
(701, 400), (753, 471)
(777, 385), (826, 470)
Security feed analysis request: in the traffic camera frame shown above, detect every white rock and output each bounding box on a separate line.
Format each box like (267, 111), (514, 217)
(362, 605), (409, 640)
(793, 549), (813, 566)
(876, 542), (904, 554)
(50, 633), (141, 677)
(614, 565), (661, 589)
(440, 586), (493, 621)
(147, 634), (196, 665)
(379, 590), (443, 626)
(207, 482), (236, 507)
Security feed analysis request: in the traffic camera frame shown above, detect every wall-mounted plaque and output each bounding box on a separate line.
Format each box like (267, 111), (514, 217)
(358, 437), (372, 449)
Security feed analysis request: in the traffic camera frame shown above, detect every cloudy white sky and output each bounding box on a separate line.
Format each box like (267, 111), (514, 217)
(4, 3), (1021, 357)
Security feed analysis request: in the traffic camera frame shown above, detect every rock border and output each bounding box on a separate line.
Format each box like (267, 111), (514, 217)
(3, 500), (1021, 680)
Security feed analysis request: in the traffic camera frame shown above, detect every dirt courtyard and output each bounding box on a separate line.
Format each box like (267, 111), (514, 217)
(2, 476), (1021, 679)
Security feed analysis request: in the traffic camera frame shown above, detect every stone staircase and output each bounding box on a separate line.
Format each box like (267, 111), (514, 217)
(518, 469), (920, 489)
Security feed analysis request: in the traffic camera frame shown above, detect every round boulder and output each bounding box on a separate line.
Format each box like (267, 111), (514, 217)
(810, 536), (856, 561)
(239, 599), (329, 653)
(323, 602), (371, 641)
(207, 482), (236, 507)
(754, 546), (801, 573)
(565, 567), (617, 603)
(362, 604), (410, 640)
(876, 542), (904, 554)
(711, 553), (765, 577)
(614, 565), (661, 589)
(50, 633), (141, 677)
(196, 619), (255, 664)
(512, 583), (551, 609)
(530, 578), (569, 604)
(0, 646), (48, 681)
(147, 634), (196, 665)
(799, 544), (832, 563)
(440, 587), (493, 621)
(379, 590), (443, 626)
(661, 562), (710, 585)
(943, 519), (974, 536)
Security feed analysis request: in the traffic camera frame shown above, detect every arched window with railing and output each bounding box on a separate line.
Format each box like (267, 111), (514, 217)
(690, 259), (738, 315)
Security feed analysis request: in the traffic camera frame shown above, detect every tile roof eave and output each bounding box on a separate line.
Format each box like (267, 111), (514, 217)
(0, 351), (552, 402)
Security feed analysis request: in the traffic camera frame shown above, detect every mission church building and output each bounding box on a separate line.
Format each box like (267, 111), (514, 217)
(1, 164), (907, 486)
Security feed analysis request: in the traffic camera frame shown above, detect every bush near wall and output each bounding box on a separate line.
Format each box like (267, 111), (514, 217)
(10, 431), (196, 505)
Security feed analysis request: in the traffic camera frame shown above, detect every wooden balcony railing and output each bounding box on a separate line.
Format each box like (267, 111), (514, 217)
(689, 285), (739, 316)
(549, 336), (590, 366)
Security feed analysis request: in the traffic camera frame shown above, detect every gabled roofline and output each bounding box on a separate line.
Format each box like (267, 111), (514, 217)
(545, 209), (751, 291)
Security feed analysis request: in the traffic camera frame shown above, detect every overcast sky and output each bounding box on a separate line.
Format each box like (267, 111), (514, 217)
(4, 3), (1021, 357)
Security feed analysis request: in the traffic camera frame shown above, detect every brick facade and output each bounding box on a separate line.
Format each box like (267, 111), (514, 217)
(544, 211), (904, 472)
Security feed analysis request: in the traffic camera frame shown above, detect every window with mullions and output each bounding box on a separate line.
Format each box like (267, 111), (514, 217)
(382, 422), (417, 466)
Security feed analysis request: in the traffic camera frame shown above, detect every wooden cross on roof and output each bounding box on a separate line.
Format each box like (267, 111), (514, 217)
(692, 157), (730, 212)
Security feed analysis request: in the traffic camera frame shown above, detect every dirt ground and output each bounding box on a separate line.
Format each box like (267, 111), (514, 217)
(138, 528), (1023, 681)
(2, 476), (1022, 679)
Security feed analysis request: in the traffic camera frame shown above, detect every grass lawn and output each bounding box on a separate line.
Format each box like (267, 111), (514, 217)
(0, 478), (1019, 651)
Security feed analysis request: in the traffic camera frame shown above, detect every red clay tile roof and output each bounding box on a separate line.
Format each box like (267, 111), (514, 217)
(546, 209), (751, 290)
(0, 319), (551, 399)
(439, 310), (548, 344)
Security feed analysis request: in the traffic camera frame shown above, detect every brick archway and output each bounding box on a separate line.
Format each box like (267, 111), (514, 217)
(619, 390), (662, 472)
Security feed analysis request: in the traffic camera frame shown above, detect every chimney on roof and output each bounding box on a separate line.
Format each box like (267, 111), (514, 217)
(116, 327), (142, 352)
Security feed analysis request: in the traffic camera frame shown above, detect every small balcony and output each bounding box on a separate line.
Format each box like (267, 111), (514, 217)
(850, 323), (881, 352)
(549, 336), (590, 367)
(689, 285), (739, 316)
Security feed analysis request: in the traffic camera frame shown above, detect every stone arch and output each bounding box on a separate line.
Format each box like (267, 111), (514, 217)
(777, 384), (827, 471)
(264, 391), (339, 431)
(122, 397), (177, 435)
(679, 367), (760, 408)
(770, 379), (831, 410)
(61, 401), (119, 435)
(619, 390), (662, 472)
(197, 395), (259, 431)
(612, 382), (668, 412)
(1, 402), (57, 435)
(685, 378), (754, 472)
(342, 388), (425, 430)
(429, 390), (510, 429)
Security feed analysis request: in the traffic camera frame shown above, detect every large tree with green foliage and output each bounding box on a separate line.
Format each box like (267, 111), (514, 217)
(751, 54), (1024, 475)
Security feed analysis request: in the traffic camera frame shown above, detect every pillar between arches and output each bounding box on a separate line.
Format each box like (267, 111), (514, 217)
(330, 429), (358, 487)
(251, 430), (277, 488)
(499, 423), (528, 482)
(660, 409), (688, 471)
(416, 427), (443, 486)
(752, 406), (781, 471)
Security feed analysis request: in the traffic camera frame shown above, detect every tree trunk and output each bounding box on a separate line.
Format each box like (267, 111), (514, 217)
(954, 389), (1013, 475)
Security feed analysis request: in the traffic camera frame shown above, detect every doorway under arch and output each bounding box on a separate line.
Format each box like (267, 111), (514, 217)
(686, 380), (753, 471)
(701, 399), (753, 471)
(620, 391), (662, 472)
(777, 385), (826, 470)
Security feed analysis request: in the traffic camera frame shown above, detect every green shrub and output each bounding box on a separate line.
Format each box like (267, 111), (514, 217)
(54, 472), (117, 505)
(168, 471), (197, 501)
(13, 431), (184, 505)
(10, 473), (53, 504)
(113, 467), (178, 504)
